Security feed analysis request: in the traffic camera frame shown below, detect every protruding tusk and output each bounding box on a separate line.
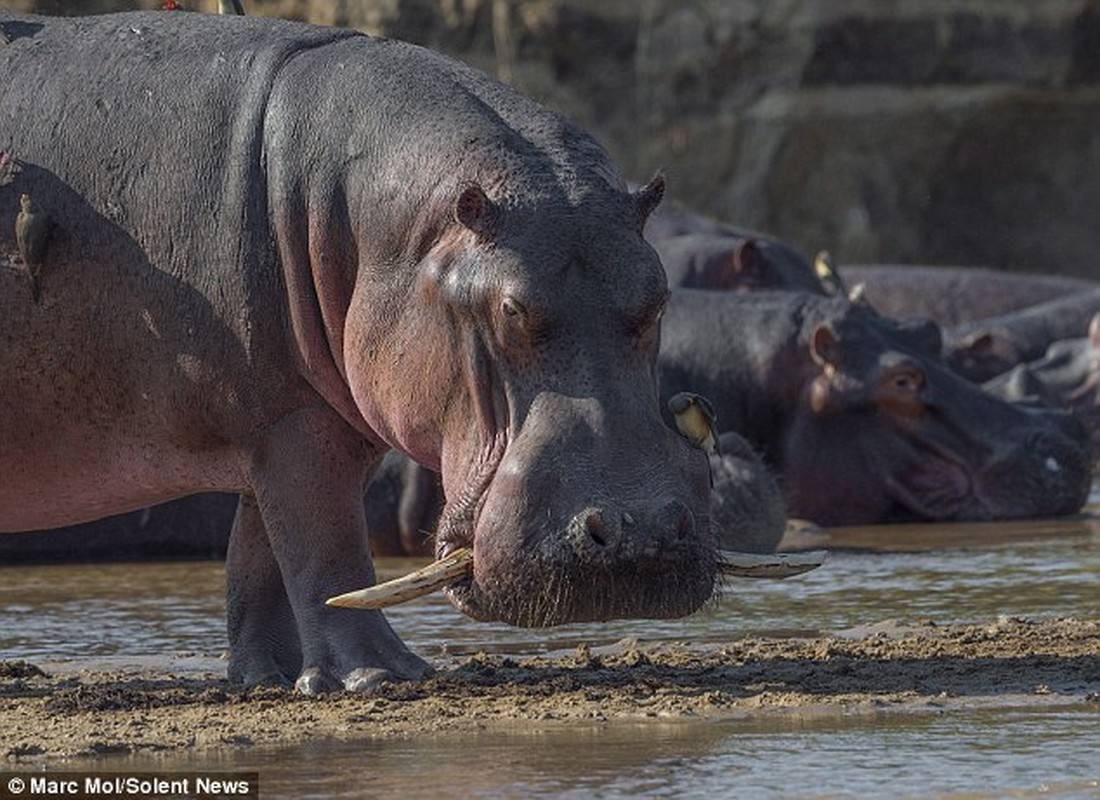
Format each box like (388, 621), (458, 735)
(325, 546), (827, 611)
(326, 548), (474, 609)
(716, 549), (827, 579)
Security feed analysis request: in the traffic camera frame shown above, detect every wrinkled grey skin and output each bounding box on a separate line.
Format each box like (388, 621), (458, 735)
(944, 288), (1100, 382)
(984, 313), (1100, 461)
(659, 290), (1093, 526)
(838, 265), (1095, 329)
(0, 12), (715, 692)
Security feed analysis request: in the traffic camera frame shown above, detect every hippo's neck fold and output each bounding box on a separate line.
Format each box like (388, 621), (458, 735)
(436, 327), (511, 555)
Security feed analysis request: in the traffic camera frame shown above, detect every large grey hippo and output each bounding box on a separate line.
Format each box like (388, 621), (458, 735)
(0, 12), (717, 692)
(659, 290), (1093, 526)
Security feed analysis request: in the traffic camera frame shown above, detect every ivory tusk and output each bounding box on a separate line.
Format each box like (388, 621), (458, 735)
(325, 546), (827, 611)
(325, 547), (474, 609)
(716, 549), (827, 579)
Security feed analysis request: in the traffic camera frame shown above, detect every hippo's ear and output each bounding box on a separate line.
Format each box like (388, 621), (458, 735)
(732, 241), (762, 280)
(809, 324), (842, 370)
(454, 183), (500, 239)
(1089, 313), (1100, 347)
(633, 172), (666, 231)
(712, 241), (763, 290)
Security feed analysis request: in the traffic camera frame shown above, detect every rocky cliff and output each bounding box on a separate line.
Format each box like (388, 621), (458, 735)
(9, 0), (1100, 278)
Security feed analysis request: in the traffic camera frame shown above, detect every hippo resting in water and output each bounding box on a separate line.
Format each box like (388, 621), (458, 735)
(983, 314), (1100, 461)
(642, 196), (830, 295)
(649, 232), (827, 295)
(658, 290), (1093, 526)
(0, 11), (720, 692)
(837, 265), (1096, 329)
(943, 288), (1100, 383)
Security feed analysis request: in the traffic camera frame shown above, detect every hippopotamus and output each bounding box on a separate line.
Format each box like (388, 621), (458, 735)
(944, 288), (1100, 382)
(837, 264), (1096, 329)
(707, 432), (787, 553)
(652, 232), (828, 294)
(361, 451), (441, 558)
(658, 290), (1093, 526)
(642, 196), (830, 295)
(983, 313), (1100, 460)
(0, 11), (717, 692)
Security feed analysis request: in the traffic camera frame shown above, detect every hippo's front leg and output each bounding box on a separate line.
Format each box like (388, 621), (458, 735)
(225, 493), (302, 686)
(238, 407), (433, 693)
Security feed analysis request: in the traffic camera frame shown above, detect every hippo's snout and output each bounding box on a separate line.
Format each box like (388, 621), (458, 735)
(567, 501), (696, 564)
(441, 403), (717, 627)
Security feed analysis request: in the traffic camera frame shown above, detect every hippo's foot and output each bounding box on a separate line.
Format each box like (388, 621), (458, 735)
(229, 646), (433, 693)
(294, 651), (434, 695)
(226, 654), (295, 689)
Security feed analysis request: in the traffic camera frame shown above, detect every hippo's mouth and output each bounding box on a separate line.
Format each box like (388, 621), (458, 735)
(427, 475), (719, 627)
(431, 487), (487, 619)
(882, 436), (975, 521)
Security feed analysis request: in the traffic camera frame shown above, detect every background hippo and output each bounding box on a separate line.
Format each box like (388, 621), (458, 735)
(644, 195), (830, 295)
(0, 11), (718, 692)
(658, 290), (1093, 526)
(943, 288), (1100, 382)
(837, 265), (1096, 328)
(983, 313), (1100, 461)
(361, 451), (440, 558)
(651, 232), (827, 295)
(707, 431), (787, 554)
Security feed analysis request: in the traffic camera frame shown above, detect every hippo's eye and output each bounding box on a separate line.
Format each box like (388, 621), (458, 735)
(893, 370), (924, 393)
(626, 291), (668, 352)
(501, 297), (526, 319)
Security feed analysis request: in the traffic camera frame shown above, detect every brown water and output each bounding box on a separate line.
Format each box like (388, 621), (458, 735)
(2, 485), (1099, 798)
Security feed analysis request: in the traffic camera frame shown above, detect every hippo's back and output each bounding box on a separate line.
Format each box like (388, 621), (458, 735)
(0, 12), (364, 529)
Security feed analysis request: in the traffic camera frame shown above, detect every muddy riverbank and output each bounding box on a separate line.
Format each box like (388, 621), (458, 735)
(3, 616), (1097, 760)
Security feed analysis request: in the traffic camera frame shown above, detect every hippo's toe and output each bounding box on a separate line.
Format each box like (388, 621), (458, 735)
(295, 655), (435, 694)
(294, 667), (343, 695)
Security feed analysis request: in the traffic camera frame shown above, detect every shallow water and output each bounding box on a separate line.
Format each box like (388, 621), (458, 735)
(2, 485), (1099, 798)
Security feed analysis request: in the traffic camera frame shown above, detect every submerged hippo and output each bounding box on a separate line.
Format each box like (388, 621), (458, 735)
(0, 11), (717, 692)
(652, 232), (827, 295)
(643, 197), (829, 295)
(837, 265), (1095, 329)
(362, 451), (441, 558)
(944, 288), (1100, 382)
(983, 314), (1100, 460)
(659, 290), (1093, 526)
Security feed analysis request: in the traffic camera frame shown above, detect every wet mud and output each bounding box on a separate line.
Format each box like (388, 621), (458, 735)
(3, 616), (1097, 760)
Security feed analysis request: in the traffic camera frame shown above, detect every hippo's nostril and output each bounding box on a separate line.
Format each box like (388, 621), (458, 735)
(568, 507), (624, 559)
(585, 510), (609, 548)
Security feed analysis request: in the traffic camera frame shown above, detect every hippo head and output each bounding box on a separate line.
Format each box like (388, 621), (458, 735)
(654, 233), (828, 295)
(344, 175), (716, 626)
(782, 302), (1093, 525)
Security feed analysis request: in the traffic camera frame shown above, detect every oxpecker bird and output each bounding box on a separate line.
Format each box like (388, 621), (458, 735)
(15, 193), (50, 304)
(814, 250), (845, 296)
(668, 391), (721, 486)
